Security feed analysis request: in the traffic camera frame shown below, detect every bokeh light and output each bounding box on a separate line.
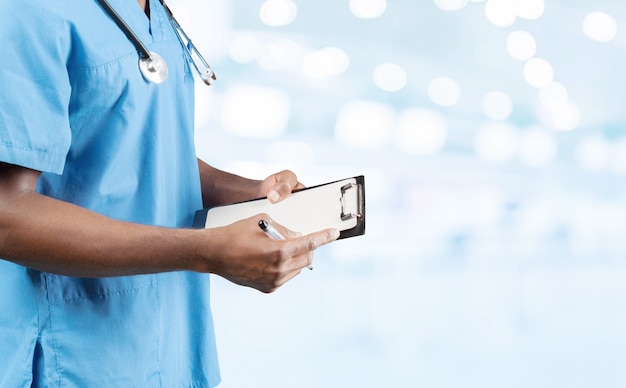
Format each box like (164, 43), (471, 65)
(256, 39), (301, 71)
(302, 47), (350, 80)
(484, 0), (544, 26)
(349, 0), (387, 19)
(482, 91), (513, 121)
(334, 100), (393, 148)
(519, 126), (557, 167)
(549, 101), (581, 131)
(474, 122), (518, 163)
(485, 0), (517, 27)
(428, 77), (462, 107)
(229, 35), (261, 64)
(514, 0), (544, 20)
(539, 81), (569, 111)
(264, 140), (316, 169)
(575, 136), (608, 172)
(221, 84), (290, 138)
(259, 0), (298, 27)
(394, 108), (448, 155)
(372, 63), (408, 92)
(434, 0), (469, 12)
(184, 1), (626, 387)
(506, 30), (537, 61)
(523, 57), (554, 88)
(583, 11), (618, 42)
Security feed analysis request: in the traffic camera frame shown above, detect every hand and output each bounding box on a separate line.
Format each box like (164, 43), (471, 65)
(258, 170), (305, 204)
(201, 214), (339, 293)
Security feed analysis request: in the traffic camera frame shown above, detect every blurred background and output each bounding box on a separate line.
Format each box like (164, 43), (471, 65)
(170, 0), (626, 386)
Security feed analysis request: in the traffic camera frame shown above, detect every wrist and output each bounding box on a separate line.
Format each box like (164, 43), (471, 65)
(179, 227), (221, 274)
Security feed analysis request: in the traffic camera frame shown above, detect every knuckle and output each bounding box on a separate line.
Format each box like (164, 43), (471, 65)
(307, 235), (320, 251)
(257, 212), (271, 221)
(276, 245), (291, 262)
(267, 254), (288, 277)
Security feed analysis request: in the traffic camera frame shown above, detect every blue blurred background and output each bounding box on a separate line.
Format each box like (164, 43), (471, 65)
(170, 0), (626, 386)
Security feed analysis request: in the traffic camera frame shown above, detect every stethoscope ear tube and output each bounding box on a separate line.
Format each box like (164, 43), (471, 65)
(161, 3), (216, 85)
(95, 0), (215, 86)
(96, 0), (152, 60)
(96, 0), (169, 84)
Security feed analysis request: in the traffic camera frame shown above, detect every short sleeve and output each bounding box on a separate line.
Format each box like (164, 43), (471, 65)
(0, 1), (72, 174)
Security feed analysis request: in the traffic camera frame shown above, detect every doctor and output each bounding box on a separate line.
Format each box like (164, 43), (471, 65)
(0, 0), (339, 386)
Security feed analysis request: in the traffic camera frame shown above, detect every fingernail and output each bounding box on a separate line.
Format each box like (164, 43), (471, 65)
(268, 190), (279, 203)
(332, 229), (340, 239)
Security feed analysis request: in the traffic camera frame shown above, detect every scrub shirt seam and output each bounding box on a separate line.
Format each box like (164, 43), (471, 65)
(152, 0), (166, 44)
(66, 51), (138, 72)
(156, 276), (163, 388)
(56, 281), (158, 303)
(42, 274), (64, 386)
(27, 272), (43, 386)
(0, 141), (66, 158)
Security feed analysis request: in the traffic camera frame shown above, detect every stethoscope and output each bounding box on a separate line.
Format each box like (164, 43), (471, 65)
(96, 0), (216, 85)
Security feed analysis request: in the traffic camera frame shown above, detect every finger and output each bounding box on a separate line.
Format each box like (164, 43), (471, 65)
(285, 228), (340, 257)
(260, 251), (308, 292)
(266, 170), (299, 203)
(274, 266), (303, 289)
(267, 182), (292, 203)
(294, 251), (314, 271)
(262, 231), (332, 291)
(256, 215), (298, 239)
(271, 221), (301, 239)
(282, 229), (302, 239)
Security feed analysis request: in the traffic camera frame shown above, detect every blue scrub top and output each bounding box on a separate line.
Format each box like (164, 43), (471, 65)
(0, 0), (221, 386)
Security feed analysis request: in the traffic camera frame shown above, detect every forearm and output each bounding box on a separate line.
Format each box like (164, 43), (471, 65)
(197, 159), (261, 208)
(0, 187), (340, 292)
(0, 191), (204, 277)
(0, 162), (336, 291)
(197, 159), (306, 208)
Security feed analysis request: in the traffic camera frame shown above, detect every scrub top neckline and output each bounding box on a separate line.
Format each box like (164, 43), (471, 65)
(147, 0), (167, 43)
(106, 0), (166, 44)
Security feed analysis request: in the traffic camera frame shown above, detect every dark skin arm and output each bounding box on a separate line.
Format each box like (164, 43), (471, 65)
(0, 0), (338, 293)
(197, 158), (305, 208)
(0, 161), (338, 293)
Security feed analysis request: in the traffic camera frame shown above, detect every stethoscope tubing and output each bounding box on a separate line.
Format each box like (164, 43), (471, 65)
(95, 0), (215, 85)
(95, 0), (152, 60)
(162, 3), (215, 84)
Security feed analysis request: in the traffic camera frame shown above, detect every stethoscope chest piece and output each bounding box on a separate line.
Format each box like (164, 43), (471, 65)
(97, 0), (214, 86)
(139, 52), (169, 84)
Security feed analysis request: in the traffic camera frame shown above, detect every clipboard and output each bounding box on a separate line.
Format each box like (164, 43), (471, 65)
(193, 175), (365, 239)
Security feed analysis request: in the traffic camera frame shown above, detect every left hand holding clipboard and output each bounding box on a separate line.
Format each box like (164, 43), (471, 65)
(257, 169), (306, 204)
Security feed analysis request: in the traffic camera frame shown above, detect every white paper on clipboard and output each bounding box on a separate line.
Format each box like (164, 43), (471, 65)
(193, 176), (365, 239)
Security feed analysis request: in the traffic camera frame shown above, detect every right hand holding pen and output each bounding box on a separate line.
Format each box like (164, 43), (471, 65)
(198, 215), (339, 293)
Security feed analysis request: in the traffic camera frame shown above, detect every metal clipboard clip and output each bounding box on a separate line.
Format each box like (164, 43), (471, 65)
(340, 182), (363, 221)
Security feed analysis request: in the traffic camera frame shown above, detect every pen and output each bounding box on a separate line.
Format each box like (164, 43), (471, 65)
(258, 219), (313, 270)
